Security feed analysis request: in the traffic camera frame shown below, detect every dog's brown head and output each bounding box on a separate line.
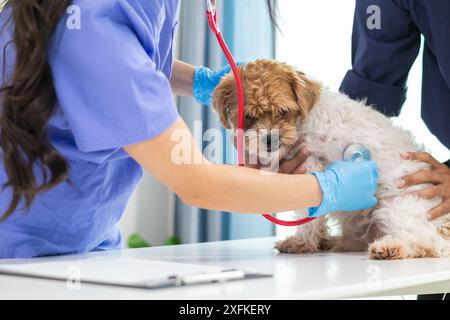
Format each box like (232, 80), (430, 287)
(212, 60), (321, 166)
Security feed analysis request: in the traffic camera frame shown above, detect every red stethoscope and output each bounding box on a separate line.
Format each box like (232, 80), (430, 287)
(205, 0), (315, 227)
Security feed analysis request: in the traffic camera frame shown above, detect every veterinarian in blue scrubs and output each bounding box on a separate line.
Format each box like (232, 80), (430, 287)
(340, 0), (450, 221)
(0, 0), (378, 258)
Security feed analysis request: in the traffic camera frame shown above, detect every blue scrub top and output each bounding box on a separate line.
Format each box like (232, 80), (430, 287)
(0, 0), (180, 258)
(340, 0), (450, 150)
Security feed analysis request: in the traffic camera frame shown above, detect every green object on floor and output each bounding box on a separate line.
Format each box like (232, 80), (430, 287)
(128, 233), (151, 248)
(164, 236), (181, 246)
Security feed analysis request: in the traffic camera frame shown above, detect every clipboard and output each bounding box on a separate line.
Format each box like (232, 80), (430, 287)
(0, 256), (271, 289)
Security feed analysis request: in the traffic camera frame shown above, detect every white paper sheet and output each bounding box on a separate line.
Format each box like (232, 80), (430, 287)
(0, 257), (257, 288)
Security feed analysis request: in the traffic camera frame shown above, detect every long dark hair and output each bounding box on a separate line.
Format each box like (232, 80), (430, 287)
(0, 0), (71, 221)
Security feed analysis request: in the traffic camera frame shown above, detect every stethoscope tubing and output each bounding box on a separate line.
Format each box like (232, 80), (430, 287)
(206, 1), (315, 226)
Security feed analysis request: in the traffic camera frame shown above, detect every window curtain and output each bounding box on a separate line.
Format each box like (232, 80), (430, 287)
(175, 0), (275, 243)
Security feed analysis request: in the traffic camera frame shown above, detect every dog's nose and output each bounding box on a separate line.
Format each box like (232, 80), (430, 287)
(266, 136), (272, 151)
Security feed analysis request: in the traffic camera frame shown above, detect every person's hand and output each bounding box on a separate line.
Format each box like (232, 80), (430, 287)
(193, 65), (237, 105)
(309, 161), (379, 218)
(398, 152), (450, 220)
(278, 147), (311, 174)
(241, 144), (310, 173)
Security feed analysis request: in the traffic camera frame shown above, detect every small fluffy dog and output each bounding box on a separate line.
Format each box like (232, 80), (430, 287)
(212, 59), (450, 260)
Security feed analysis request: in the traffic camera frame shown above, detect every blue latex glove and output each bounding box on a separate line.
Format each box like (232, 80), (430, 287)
(193, 65), (235, 105)
(309, 161), (379, 217)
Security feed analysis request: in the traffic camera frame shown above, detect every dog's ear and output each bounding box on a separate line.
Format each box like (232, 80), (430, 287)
(212, 73), (237, 129)
(290, 70), (321, 119)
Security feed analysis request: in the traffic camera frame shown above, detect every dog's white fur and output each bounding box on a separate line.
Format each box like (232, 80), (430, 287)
(275, 89), (450, 259)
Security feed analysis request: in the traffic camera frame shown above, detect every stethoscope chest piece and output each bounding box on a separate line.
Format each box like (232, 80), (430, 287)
(343, 143), (372, 162)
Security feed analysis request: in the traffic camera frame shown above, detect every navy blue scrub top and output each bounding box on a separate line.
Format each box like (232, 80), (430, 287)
(340, 0), (450, 150)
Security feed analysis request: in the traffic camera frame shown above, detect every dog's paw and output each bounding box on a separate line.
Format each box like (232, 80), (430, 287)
(275, 236), (319, 254)
(436, 218), (450, 240)
(318, 238), (339, 251)
(368, 238), (408, 260)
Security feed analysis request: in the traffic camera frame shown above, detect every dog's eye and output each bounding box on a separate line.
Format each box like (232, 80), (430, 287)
(245, 114), (255, 122)
(279, 109), (289, 118)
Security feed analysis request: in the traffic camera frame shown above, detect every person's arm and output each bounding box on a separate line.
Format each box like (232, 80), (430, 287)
(170, 59), (236, 105)
(340, 0), (421, 116)
(124, 117), (322, 214)
(124, 117), (379, 216)
(170, 60), (195, 97)
(342, 2), (450, 220)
